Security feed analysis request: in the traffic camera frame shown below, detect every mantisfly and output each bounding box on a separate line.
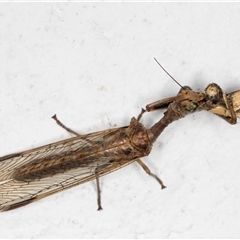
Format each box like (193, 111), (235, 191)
(0, 60), (239, 211)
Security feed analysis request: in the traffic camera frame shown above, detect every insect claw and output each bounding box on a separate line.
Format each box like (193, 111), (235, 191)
(52, 114), (57, 119)
(161, 184), (167, 190)
(97, 206), (103, 211)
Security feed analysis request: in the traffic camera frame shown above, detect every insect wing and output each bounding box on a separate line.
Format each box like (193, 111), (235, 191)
(0, 158), (135, 211)
(0, 127), (123, 181)
(0, 126), (136, 211)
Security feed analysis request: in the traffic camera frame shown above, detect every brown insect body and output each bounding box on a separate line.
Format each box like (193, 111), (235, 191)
(0, 83), (239, 211)
(0, 124), (146, 211)
(0, 87), (205, 211)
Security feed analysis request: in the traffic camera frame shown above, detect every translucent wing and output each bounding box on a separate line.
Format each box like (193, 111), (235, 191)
(0, 158), (135, 211)
(0, 127), (123, 181)
(0, 125), (140, 211)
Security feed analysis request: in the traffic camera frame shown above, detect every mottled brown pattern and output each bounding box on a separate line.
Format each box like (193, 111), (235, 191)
(0, 84), (239, 211)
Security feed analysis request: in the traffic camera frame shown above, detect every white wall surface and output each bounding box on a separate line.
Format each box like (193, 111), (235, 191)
(1, 2), (240, 238)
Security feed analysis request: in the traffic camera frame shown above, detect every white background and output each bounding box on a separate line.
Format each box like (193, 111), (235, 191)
(1, 3), (240, 238)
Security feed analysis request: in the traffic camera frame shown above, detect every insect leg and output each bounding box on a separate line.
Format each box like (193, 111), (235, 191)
(52, 114), (80, 136)
(95, 167), (103, 211)
(205, 83), (237, 124)
(222, 91), (236, 124)
(136, 159), (166, 189)
(136, 108), (146, 121)
(146, 96), (176, 112)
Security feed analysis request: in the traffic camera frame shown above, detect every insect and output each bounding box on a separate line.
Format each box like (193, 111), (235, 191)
(0, 87), (206, 212)
(0, 62), (239, 212)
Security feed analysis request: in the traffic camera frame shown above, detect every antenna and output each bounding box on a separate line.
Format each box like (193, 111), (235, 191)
(154, 57), (183, 89)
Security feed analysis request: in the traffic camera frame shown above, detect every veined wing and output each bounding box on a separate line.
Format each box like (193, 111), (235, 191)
(0, 124), (143, 211)
(0, 127), (126, 181)
(0, 157), (136, 211)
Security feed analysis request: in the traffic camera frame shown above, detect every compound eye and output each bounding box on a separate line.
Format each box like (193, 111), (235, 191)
(179, 86), (192, 93)
(186, 102), (198, 112)
(182, 86), (192, 90)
